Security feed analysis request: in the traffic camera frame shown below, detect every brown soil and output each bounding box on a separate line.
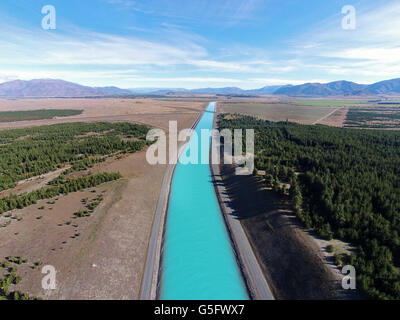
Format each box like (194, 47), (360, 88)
(318, 107), (349, 127)
(0, 116), (43, 121)
(0, 98), (205, 131)
(218, 101), (338, 125)
(0, 98), (204, 299)
(0, 167), (70, 199)
(0, 150), (167, 299)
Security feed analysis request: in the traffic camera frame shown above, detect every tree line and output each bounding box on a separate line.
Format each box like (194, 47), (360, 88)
(218, 114), (400, 300)
(0, 122), (150, 191)
(0, 109), (82, 123)
(0, 172), (121, 215)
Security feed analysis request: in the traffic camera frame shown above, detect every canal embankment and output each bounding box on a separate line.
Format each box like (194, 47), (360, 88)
(140, 109), (204, 300)
(210, 110), (274, 300)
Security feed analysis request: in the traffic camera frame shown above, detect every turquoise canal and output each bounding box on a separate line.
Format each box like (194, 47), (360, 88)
(160, 102), (248, 300)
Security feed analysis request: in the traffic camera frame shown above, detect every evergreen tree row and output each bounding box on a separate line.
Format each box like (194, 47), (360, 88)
(218, 114), (400, 300)
(0, 122), (149, 191)
(0, 172), (121, 215)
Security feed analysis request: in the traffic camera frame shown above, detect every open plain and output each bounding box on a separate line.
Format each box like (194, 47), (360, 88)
(219, 100), (341, 124)
(0, 98), (206, 299)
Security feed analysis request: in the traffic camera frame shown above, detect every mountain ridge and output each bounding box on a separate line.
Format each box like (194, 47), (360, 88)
(0, 79), (132, 97)
(1, 78), (400, 97)
(274, 79), (400, 96)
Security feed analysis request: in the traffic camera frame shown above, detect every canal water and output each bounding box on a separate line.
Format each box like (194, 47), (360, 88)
(160, 102), (248, 299)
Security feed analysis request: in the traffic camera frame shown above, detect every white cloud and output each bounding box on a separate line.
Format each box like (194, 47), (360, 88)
(132, 77), (241, 83)
(1, 1), (399, 89)
(249, 78), (327, 86)
(0, 26), (208, 66)
(0, 19), (275, 77)
(324, 47), (400, 64)
(289, 0), (400, 82)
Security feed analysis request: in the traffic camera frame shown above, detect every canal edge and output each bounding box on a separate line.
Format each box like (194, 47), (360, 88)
(210, 106), (275, 300)
(140, 103), (206, 300)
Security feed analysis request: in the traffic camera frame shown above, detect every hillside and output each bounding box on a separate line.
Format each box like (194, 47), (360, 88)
(0, 79), (131, 97)
(274, 79), (400, 97)
(2, 78), (400, 98)
(130, 79), (400, 96)
(366, 78), (400, 94)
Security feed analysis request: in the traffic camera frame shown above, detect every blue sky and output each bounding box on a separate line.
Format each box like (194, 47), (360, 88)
(0, 0), (399, 89)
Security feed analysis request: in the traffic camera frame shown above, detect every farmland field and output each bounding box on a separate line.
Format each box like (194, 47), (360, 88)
(218, 101), (338, 124)
(344, 106), (400, 128)
(219, 99), (400, 129)
(291, 100), (370, 107)
(0, 98), (205, 131)
(0, 109), (83, 122)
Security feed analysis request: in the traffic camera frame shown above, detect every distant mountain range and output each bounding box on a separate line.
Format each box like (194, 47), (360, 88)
(135, 80), (400, 96)
(146, 85), (283, 95)
(0, 79), (282, 97)
(1, 78), (400, 97)
(148, 79), (400, 96)
(0, 79), (131, 97)
(274, 79), (400, 96)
